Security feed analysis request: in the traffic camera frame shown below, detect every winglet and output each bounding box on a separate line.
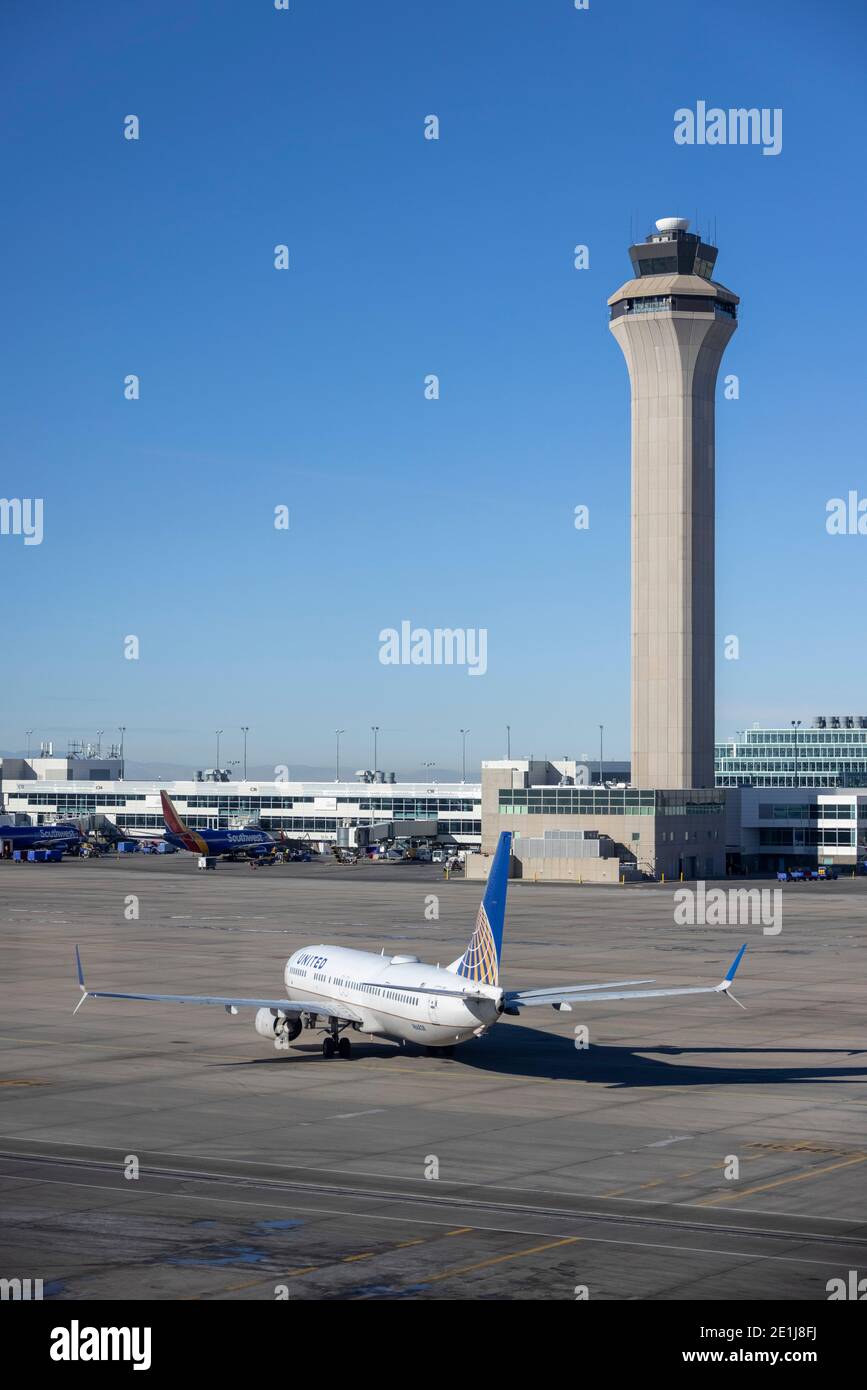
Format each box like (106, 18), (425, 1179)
(73, 946), (89, 1015)
(716, 943), (747, 1007)
(722, 943), (747, 985)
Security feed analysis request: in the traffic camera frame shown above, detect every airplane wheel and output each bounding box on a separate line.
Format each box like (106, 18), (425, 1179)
(337, 1037), (351, 1059)
(322, 1037), (336, 1059)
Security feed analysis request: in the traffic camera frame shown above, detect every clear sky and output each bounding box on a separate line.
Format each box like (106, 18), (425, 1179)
(2, 0), (865, 777)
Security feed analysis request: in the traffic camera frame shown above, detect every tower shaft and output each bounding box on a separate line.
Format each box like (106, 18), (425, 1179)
(608, 218), (738, 789)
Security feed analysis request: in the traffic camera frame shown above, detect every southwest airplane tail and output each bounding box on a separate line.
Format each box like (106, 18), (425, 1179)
(160, 791), (209, 854)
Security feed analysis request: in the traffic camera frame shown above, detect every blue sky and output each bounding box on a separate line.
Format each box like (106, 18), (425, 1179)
(2, 0), (865, 776)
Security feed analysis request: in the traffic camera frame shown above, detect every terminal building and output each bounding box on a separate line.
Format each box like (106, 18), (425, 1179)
(735, 787), (867, 875)
(0, 768), (481, 850)
(2, 751), (865, 876)
(715, 717), (867, 788)
(474, 760), (729, 882)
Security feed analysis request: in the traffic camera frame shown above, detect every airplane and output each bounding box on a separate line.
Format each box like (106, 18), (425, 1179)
(160, 790), (280, 859)
(73, 830), (748, 1058)
(1, 820), (83, 855)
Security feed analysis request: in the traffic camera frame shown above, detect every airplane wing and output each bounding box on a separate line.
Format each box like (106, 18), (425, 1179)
(72, 948), (362, 1023)
(504, 945), (747, 1013)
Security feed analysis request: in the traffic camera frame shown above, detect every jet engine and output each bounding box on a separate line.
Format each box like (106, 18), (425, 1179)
(254, 1008), (302, 1043)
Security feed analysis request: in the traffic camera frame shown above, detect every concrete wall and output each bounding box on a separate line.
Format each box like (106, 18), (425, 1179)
(517, 856), (623, 884)
(466, 846), (634, 885)
(484, 808), (726, 881)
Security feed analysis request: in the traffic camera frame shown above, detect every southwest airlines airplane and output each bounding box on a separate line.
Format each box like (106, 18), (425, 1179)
(74, 832), (747, 1058)
(160, 790), (280, 859)
(2, 821), (83, 854)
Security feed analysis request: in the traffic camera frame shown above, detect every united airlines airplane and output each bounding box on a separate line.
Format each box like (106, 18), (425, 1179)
(73, 832), (747, 1058)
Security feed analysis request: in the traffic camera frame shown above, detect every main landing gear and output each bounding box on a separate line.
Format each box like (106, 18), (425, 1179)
(322, 1029), (352, 1059)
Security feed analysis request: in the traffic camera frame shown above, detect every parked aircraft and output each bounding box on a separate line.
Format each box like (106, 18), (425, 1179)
(1, 821), (83, 855)
(160, 791), (279, 859)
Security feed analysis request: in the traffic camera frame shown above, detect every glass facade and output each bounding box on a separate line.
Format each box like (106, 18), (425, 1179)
(758, 828), (855, 847)
(612, 296), (735, 321)
(498, 788), (725, 817)
(5, 786), (481, 842)
(12, 792), (147, 808)
(716, 726), (867, 788)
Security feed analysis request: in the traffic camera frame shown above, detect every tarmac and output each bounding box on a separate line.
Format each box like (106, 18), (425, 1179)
(1, 854), (866, 1301)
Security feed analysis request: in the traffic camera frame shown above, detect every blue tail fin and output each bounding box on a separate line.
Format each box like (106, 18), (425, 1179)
(448, 831), (512, 985)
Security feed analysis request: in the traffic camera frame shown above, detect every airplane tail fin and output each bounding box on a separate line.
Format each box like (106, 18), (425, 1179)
(160, 790), (189, 835)
(447, 831), (512, 986)
(160, 791), (207, 853)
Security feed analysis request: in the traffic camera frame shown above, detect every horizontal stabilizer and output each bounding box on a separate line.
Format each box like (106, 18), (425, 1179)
(505, 946), (747, 1011)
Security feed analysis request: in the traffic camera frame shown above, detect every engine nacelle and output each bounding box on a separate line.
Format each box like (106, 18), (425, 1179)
(254, 1008), (302, 1043)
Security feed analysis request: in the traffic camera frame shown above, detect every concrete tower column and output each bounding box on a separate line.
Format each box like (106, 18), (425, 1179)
(609, 217), (738, 789)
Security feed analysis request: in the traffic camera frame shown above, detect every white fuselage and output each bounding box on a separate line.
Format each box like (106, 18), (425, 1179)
(284, 944), (503, 1047)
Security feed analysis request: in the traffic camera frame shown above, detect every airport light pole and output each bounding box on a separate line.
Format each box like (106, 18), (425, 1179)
(25, 729), (33, 759)
(241, 726), (249, 780)
(506, 724), (511, 759)
(215, 729), (223, 771)
(371, 725), (379, 775)
(599, 724), (604, 788)
(460, 728), (469, 783)
(335, 729), (345, 783)
(118, 726), (126, 778)
(96, 730), (104, 757)
(791, 719), (802, 788)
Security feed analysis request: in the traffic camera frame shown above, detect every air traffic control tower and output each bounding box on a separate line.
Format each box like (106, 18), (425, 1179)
(609, 217), (738, 789)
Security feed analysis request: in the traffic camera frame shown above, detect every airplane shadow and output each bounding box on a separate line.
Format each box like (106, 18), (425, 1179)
(217, 1023), (867, 1089)
(458, 1023), (867, 1087)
